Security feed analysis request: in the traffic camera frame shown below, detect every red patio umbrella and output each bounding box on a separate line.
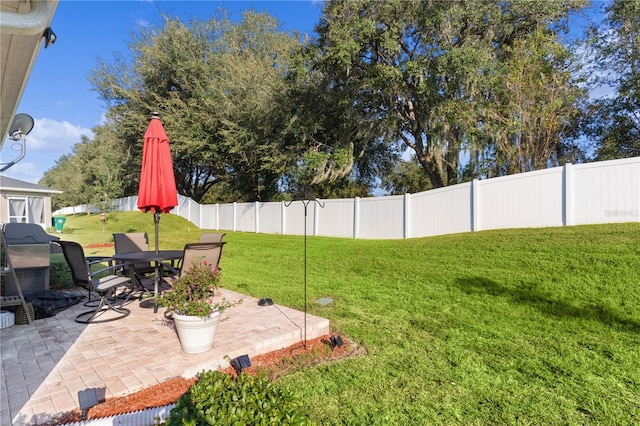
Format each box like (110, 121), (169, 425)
(137, 112), (178, 253)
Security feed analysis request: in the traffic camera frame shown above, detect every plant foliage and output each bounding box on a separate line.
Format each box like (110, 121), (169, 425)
(585, 0), (640, 160)
(49, 254), (74, 290)
(166, 370), (313, 425)
(158, 258), (239, 318)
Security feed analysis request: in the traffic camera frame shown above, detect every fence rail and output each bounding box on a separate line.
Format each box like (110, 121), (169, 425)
(54, 157), (640, 239)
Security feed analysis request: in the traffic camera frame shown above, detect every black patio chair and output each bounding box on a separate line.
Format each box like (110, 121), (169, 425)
(113, 232), (156, 297)
(170, 242), (226, 279)
(162, 242), (226, 320)
(56, 240), (132, 324)
(83, 255), (116, 307)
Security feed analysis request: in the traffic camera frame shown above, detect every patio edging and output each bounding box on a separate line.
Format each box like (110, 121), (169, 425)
(61, 403), (175, 426)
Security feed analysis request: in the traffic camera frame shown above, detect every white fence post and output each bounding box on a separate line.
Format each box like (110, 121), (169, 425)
(404, 193), (411, 239)
(563, 163), (573, 226)
(472, 179), (479, 232)
(233, 202), (237, 232)
(353, 197), (360, 239)
(281, 201), (286, 235)
(313, 200), (319, 236)
(255, 201), (260, 234)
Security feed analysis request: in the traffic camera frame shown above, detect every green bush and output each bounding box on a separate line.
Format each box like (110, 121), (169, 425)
(165, 370), (313, 426)
(49, 254), (74, 290)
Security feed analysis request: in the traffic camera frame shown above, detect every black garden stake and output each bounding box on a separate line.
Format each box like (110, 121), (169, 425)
(285, 192), (325, 349)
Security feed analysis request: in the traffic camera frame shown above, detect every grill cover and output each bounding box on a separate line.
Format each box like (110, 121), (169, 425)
(3, 223), (60, 245)
(2, 223), (58, 297)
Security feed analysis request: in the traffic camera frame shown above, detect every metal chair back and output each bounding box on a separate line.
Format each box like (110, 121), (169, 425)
(57, 240), (92, 290)
(113, 233), (155, 275)
(199, 233), (226, 243)
(180, 242), (226, 277)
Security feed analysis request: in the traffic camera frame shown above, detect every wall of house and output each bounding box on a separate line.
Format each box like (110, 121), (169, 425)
(0, 190), (53, 229)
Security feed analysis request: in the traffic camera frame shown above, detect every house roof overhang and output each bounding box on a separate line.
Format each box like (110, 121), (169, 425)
(1, 0), (59, 147)
(0, 175), (62, 195)
(1, 186), (63, 195)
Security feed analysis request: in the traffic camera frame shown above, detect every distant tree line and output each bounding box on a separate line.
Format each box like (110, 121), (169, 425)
(41, 0), (640, 211)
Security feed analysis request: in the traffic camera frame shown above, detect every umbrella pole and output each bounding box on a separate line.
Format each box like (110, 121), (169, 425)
(154, 211), (160, 254)
(153, 211), (160, 313)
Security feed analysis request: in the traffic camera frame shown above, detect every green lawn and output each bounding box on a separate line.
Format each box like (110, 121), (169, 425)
(53, 213), (640, 425)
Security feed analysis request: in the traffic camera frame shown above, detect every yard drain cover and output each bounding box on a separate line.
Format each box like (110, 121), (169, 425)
(314, 297), (335, 306)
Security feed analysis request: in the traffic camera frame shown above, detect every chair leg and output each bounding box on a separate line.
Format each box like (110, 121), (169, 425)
(114, 283), (138, 306)
(84, 289), (101, 307)
(116, 274), (152, 301)
(133, 275), (154, 300)
(75, 290), (131, 324)
(87, 288), (127, 307)
(114, 284), (136, 301)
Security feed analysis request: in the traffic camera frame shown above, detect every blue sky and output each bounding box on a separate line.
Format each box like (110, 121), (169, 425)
(2, 0), (323, 183)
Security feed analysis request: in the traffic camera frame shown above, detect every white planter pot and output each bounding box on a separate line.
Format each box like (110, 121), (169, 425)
(173, 311), (221, 354)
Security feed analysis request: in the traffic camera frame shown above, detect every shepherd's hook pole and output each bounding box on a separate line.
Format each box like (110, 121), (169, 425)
(302, 199), (310, 349)
(285, 198), (325, 349)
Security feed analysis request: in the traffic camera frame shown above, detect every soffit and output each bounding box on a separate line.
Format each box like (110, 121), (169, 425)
(1, 0), (58, 147)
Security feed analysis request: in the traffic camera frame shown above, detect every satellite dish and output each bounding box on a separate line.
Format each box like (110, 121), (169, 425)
(8, 113), (35, 140)
(1, 113), (35, 172)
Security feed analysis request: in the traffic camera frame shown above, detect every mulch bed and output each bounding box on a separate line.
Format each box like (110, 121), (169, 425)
(85, 243), (114, 249)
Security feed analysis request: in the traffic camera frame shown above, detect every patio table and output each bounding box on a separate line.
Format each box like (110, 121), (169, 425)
(112, 250), (183, 313)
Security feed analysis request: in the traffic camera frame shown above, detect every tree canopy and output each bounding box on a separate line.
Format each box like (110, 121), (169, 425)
(313, 0), (588, 188)
(87, 10), (366, 202)
(40, 1), (637, 207)
(586, 0), (640, 160)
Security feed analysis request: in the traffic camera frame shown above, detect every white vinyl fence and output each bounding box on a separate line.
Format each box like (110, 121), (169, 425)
(54, 157), (640, 239)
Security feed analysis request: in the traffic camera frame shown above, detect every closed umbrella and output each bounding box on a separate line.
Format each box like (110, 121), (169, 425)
(137, 112), (178, 254)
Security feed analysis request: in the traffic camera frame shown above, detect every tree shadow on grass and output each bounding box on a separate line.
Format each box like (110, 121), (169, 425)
(456, 276), (640, 332)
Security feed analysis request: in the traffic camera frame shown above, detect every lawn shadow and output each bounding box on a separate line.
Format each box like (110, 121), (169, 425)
(456, 276), (640, 332)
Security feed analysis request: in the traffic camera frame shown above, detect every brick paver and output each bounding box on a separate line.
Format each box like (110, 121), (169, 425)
(0, 288), (329, 425)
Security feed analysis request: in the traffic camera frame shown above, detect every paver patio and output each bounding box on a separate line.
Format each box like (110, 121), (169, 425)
(0, 288), (329, 425)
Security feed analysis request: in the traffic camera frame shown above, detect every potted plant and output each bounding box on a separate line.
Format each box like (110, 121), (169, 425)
(158, 258), (241, 353)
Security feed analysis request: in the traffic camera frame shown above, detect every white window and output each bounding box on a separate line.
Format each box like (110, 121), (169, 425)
(7, 196), (45, 224)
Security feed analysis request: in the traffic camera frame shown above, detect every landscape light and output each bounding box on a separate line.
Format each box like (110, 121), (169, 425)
(230, 355), (251, 374)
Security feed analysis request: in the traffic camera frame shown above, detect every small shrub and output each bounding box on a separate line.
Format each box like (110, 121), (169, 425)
(48, 227), (73, 235)
(165, 370), (313, 425)
(49, 254), (74, 290)
(158, 259), (240, 317)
